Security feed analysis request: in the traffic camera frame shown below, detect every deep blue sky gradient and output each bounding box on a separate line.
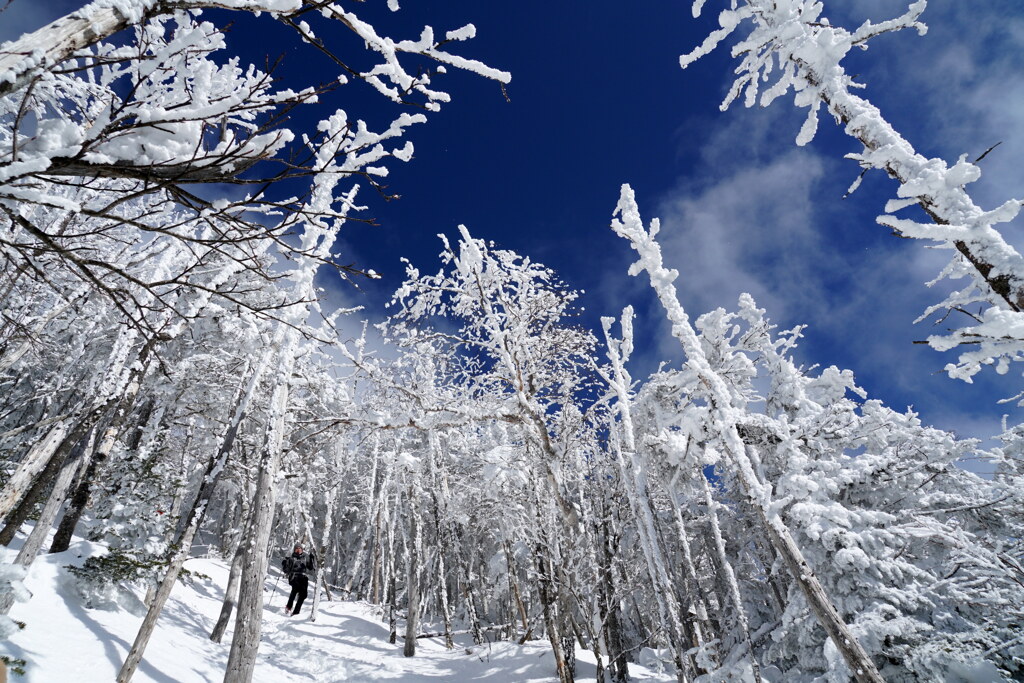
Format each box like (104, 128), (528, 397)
(5, 1), (1024, 446)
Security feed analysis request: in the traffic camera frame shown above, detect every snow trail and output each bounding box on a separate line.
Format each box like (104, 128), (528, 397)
(1, 530), (675, 682)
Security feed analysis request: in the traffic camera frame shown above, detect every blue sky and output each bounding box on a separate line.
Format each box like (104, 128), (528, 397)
(5, 1), (1024, 443)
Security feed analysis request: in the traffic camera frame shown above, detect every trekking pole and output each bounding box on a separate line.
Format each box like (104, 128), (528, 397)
(267, 572), (282, 607)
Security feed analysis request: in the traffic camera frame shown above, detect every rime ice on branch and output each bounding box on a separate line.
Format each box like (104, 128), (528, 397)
(681, 0), (1024, 388)
(0, 0), (510, 330)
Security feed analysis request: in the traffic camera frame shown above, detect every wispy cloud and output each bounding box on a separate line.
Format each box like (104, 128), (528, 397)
(0, 0), (81, 42)
(654, 149), (829, 324)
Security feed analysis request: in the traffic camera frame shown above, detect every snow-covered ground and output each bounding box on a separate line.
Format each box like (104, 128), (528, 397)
(0, 533), (675, 682)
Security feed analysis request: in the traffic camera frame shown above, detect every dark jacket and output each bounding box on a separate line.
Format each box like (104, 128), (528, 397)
(283, 550), (315, 578)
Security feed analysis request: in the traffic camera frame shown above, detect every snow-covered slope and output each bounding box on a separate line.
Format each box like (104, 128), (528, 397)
(0, 536), (674, 682)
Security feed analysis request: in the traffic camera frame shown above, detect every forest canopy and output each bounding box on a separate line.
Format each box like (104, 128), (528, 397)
(0, 1), (1022, 682)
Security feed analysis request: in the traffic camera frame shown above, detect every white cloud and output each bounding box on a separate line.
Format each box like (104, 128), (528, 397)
(655, 149), (830, 323)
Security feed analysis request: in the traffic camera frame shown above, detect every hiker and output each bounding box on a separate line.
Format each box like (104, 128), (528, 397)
(282, 543), (316, 616)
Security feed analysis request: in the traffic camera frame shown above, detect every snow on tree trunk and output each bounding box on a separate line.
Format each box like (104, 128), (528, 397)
(426, 432), (454, 649)
(435, 539), (453, 649)
(48, 437), (106, 554)
(0, 418), (73, 525)
(461, 549), (484, 646)
(0, 449), (67, 547)
(665, 484), (714, 668)
(116, 507), (203, 683)
(504, 542), (531, 643)
(387, 550), (398, 645)
(536, 545), (573, 683)
(0, 430), (91, 614)
(700, 474), (761, 683)
(596, 514), (631, 683)
(370, 498), (384, 605)
(49, 347), (154, 554)
(383, 489), (398, 644)
(344, 437), (380, 597)
(303, 565), (319, 622)
(308, 496), (335, 623)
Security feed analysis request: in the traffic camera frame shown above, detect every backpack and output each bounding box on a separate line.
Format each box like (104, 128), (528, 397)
(283, 553), (307, 576)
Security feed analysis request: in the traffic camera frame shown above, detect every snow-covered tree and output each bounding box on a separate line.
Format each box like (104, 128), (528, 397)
(380, 226), (602, 682)
(611, 185), (1024, 681)
(0, 2), (510, 680)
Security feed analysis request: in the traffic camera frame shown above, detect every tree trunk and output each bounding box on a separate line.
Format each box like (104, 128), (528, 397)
(402, 490), (420, 658)
(342, 539), (368, 597)
(116, 510), (204, 683)
(210, 540), (246, 643)
(0, 443), (69, 547)
(50, 379), (155, 554)
(536, 547), (573, 683)
(504, 542), (531, 643)
(425, 434), (454, 649)
(387, 563), (398, 645)
(223, 339), (293, 683)
(461, 549), (483, 645)
(616, 442), (691, 681)
(0, 432), (90, 613)
(0, 418), (74, 527)
(597, 516), (630, 683)
(318, 572), (333, 603)
(666, 482), (714, 659)
(345, 438), (380, 597)
(563, 634), (577, 680)
(701, 475), (761, 683)
(210, 496), (254, 644)
(222, 444), (280, 683)
(308, 565), (322, 622)
(47, 443), (103, 553)
(384, 492), (398, 644)
(370, 503), (383, 604)
(309, 499), (334, 623)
